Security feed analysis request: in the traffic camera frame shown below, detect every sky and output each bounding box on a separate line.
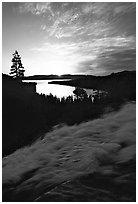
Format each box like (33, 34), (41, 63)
(2, 2), (136, 76)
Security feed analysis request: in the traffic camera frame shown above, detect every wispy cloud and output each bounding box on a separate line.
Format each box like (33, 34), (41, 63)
(17, 2), (136, 41)
(40, 24), (47, 31)
(76, 35), (135, 74)
(31, 33), (135, 75)
(18, 2), (54, 17)
(4, 2), (135, 75)
(81, 2), (135, 17)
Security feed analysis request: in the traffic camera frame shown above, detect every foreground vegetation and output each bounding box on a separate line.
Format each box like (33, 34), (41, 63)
(3, 103), (136, 201)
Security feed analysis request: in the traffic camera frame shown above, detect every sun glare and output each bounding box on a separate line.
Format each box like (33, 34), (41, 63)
(45, 60), (74, 75)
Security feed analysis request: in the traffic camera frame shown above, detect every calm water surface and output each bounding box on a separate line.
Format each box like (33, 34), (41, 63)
(23, 79), (93, 98)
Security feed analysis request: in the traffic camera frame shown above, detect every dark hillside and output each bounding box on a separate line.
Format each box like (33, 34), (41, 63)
(2, 74), (41, 156)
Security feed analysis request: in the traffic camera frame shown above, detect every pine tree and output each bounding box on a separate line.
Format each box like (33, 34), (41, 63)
(10, 50), (25, 78)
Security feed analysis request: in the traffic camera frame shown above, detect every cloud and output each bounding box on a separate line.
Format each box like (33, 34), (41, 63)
(98, 48), (136, 73)
(31, 34), (135, 75)
(15, 2), (136, 75)
(47, 8), (81, 39)
(40, 25), (47, 31)
(17, 2), (136, 41)
(74, 35), (135, 74)
(17, 2), (136, 42)
(81, 2), (135, 18)
(3, 103), (136, 200)
(18, 2), (54, 16)
(31, 42), (78, 56)
(17, 2), (81, 40)
(46, 2), (135, 41)
(113, 2), (136, 15)
(30, 42), (81, 74)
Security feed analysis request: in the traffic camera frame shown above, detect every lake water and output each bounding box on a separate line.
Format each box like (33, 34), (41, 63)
(23, 79), (94, 98)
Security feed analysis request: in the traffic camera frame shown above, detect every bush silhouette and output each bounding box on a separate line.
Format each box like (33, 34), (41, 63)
(73, 87), (88, 99)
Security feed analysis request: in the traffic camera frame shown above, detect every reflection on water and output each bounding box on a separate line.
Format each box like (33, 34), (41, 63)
(23, 80), (93, 98)
(37, 80), (75, 98)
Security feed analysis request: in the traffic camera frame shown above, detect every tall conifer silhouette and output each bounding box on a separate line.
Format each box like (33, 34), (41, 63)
(10, 50), (25, 78)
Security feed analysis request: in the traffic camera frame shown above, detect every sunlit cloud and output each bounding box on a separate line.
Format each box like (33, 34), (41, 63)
(18, 2), (54, 17)
(47, 9), (80, 38)
(3, 2), (136, 75)
(17, 2), (136, 42)
(81, 2), (135, 17)
(76, 35), (135, 74)
(30, 33), (135, 75)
